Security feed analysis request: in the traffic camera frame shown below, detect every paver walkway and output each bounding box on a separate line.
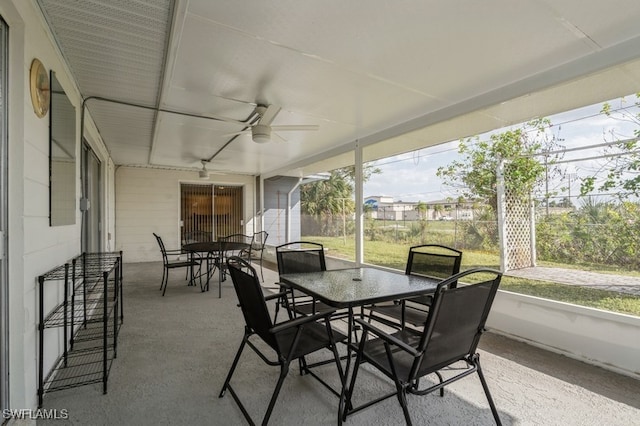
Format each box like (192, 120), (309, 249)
(506, 267), (640, 296)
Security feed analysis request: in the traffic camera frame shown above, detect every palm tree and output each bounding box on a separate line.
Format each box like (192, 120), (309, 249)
(301, 171), (354, 235)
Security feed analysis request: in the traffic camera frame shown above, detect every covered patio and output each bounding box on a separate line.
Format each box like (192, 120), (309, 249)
(2, 1), (640, 423)
(38, 262), (640, 425)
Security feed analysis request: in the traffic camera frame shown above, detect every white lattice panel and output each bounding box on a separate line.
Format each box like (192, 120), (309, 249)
(504, 190), (533, 270)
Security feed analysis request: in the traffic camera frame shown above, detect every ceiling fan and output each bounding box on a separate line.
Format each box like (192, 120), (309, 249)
(222, 104), (319, 143)
(198, 160), (210, 179)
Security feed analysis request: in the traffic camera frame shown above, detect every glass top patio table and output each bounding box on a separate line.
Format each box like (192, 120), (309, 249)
(280, 266), (440, 424)
(182, 241), (250, 297)
(279, 267), (440, 308)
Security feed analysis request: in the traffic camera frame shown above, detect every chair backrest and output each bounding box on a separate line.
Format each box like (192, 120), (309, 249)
(413, 268), (502, 379)
(405, 244), (462, 306)
(222, 233), (254, 245)
(405, 244), (462, 279)
(183, 230), (211, 245)
(222, 233), (255, 255)
(276, 241), (326, 275)
(252, 231), (268, 251)
(226, 256), (277, 348)
(153, 233), (169, 264)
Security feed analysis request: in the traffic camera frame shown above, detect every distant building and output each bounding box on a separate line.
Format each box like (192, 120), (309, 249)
(364, 196), (475, 221)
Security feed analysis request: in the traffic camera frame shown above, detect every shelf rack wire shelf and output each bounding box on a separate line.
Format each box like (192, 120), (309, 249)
(38, 251), (123, 407)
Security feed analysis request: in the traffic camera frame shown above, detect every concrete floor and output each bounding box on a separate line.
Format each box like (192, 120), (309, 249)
(37, 261), (640, 426)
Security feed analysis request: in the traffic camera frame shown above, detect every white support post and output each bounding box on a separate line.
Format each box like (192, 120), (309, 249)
(355, 141), (364, 266)
(286, 178), (302, 243)
(529, 193), (537, 267)
(496, 159), (508, 272)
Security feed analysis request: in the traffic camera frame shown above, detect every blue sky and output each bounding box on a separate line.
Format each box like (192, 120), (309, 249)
(363, 94), (640, 203)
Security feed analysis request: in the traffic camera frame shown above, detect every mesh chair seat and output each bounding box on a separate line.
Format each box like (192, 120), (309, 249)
(274, 320), (344, 360)
(291, 300), (337, 316)
(367, 303), (430, 328)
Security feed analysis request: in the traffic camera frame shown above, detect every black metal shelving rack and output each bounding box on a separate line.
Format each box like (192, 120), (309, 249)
(37, 251), (123, 407)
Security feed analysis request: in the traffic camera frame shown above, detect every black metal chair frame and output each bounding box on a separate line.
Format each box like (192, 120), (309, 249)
(181, 230), (214, 281)
(242, 231), (268, 281)
(153, 233), (200, 296)
(219, 256), (346, 425)
(368, 244), (462, 329)
(213, 233), (254, 282)
(345, 268), (503, 425)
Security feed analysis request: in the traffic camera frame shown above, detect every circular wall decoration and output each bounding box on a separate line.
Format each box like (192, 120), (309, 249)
(29, 58), (50, 118)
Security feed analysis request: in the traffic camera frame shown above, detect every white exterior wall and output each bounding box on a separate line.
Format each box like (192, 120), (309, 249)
(1, 0), (114, 410)
(115, 167), (255, 263)
(487, 291), (640, 380)
(263, 177), (301, 246)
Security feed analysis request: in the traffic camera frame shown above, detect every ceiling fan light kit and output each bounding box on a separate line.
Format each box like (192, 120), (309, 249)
(251, 123), (271, 143)
(198, 160), (210, 179)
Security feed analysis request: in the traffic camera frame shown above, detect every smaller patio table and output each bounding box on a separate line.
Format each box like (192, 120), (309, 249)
(279, 267), (440, 424)
(182, 241), (250, 297)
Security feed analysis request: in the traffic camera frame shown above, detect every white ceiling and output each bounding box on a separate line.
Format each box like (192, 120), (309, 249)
(38, 0), (640, 178)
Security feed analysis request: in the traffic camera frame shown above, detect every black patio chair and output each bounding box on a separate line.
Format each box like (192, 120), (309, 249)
(368, 244), (462, 328)
(181, 230), (212, 278)
(219, 233), (254, 281)
(345, 268), (503, 425)
(275, 241), (334, 321)
(153, 233), (200, 296)
(219, 256), (346, 425)
(221, 233), (254, 256)
(241, 231), (268, 281)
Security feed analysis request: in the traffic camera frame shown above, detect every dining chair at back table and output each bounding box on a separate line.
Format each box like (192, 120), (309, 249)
(153, 233), (200, 296)
(241, 231), (268, 281)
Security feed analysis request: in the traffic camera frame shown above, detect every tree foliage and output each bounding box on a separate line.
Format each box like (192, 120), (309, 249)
(580, 93), (640, 199)
(300, 165), (381, 235)
(301, 165), (382, 217)
(537, 199), (640, 269)
(436, 118), (562, 210)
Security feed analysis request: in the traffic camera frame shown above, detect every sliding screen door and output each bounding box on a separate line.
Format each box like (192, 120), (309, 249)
(180, 184), (244, 242)
(181, 184), (213, 242)
(81, 142), (101, 253)
(214, 186), (243, 238)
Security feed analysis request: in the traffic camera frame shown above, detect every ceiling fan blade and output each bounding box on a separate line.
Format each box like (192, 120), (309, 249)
(218, 130), (251, 138)
(272, 132), (288, 143)
(258, 104), (281, 126)
(270, 124), (319, 132)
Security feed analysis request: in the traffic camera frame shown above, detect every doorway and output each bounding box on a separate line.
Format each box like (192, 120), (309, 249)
(180, 183), (213, 242)
(81, 141), (101, 253)
(180, 184), (243, 242)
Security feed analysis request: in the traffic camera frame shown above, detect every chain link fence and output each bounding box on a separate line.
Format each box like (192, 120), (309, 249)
(302, 214), (499, 253)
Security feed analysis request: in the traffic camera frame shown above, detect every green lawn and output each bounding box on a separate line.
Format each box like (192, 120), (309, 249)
(309, 236), (640, 316)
